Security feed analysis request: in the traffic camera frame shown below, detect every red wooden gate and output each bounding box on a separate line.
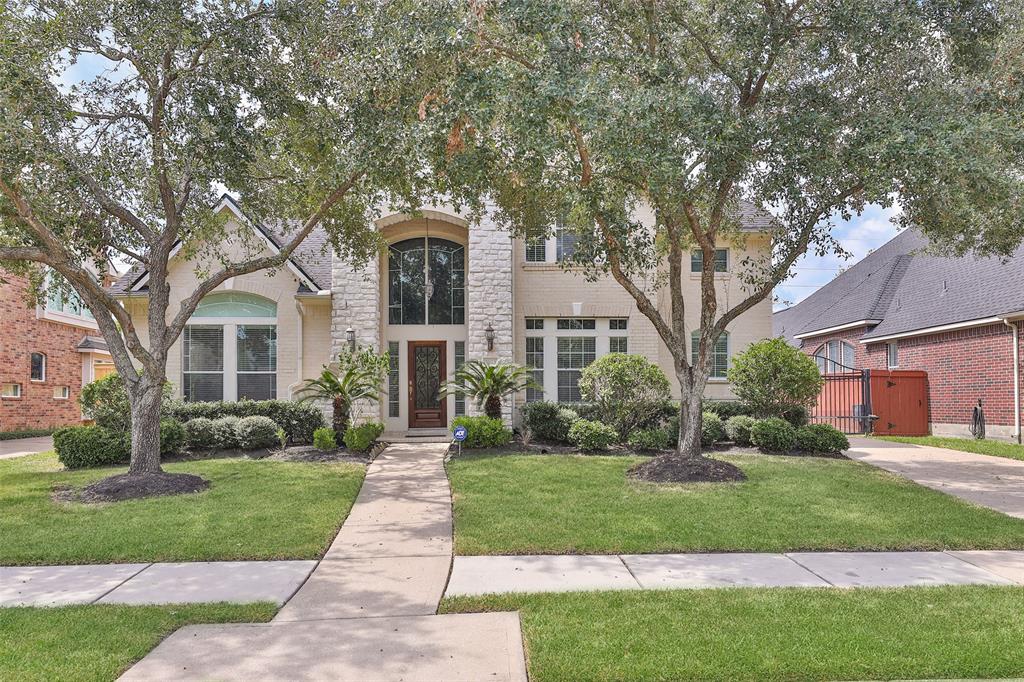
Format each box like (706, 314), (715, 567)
(870, 370), (929, 436)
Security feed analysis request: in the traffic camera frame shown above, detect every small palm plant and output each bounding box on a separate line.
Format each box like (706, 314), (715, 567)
(442, 360), (540, 420)
(296, 348), (388, 437)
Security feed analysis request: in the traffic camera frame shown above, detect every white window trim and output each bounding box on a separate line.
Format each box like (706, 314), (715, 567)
(524, 317), (631, 401)
(692, 331), (730, 382)
(53, 386), (70, 400)
(690, 248), (730, 275)
(183, 316), (277, 401)
(887, 341), (899, 369)
(1, 383), (22, 399)
(30, 353), (46, 382)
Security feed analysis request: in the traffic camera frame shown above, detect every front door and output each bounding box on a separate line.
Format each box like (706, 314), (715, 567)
(408, 341), (447, 428)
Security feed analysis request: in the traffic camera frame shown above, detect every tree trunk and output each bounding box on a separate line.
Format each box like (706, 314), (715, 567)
(332, 397), (350, 437)
(127, 376), (164, 475)
(675, 392), (704, 459)
(484, 395), (502, 420)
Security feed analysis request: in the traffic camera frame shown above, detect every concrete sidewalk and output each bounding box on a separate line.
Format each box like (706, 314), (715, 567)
(445, 550), (1024, 596)
(0, 436), (53, 460)
(847, 436), (1024, 518)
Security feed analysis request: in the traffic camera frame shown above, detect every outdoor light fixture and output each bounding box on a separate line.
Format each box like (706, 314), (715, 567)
(485, 323), (495, 352)
(346, 327), (356, 352)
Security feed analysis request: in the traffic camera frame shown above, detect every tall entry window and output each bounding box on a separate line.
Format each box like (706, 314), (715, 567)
(183, 293), (277, 402)
(388, 238), (465, 325)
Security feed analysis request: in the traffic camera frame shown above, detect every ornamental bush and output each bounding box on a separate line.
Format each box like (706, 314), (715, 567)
(79, 374), (173, 433)
(159, 419), (187, 456)
(344, 422), (385, 453)
(313, 427), (337, 450)
(725, 415), (757, 446)
(54, 426), (129, 469)
(627, 427), (670, 451)
(236, 416), (280, 450)
(751, 417), (798, 454)
(451, 415), (512, 448)
(167, 399), (325, 444)
(577, 354), (671, 441)
(703, 400), (755, 420)
(727, 338), (824, 421)
(184, 417), (217, 449)
(212, 416), (242, 449)
(701, 412), (726, 446)
(568, 419), (618, 452)
(521, 401), (579, 444)
(794, 423), (850, 453)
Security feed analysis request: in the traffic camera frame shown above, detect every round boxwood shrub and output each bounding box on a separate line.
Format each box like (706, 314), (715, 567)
(184, 417), (217, 449)
(451, 415), (512, 448)
(725, 415), (756, 446)
(627, 427), (669, 451)
(160, 419), (187, 456)
(751, 417), (797, 454)
(313, 427), (337, 451)
(54, 426), (129, 469)
(728, 338), (823, 422)
(701, 412), (726, 447)
(578, 354), (671, 441)
(794, 423), (850, 453)
(568, 419), (618, 452)
(236, 416), (280, 450)
(344, 422), (385, 453)
(521, 401), (579, 444)
(212, 416), (242, 449)
(167, 399), (326, 444)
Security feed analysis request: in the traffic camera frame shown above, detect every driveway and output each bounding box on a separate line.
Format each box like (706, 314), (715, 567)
(0, 436), (53, 460)
(847, 436), (1024, 518)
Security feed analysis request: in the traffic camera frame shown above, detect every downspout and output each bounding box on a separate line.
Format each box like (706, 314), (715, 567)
(290, 299), (305, 399)
(1001, 317), (1021, 444)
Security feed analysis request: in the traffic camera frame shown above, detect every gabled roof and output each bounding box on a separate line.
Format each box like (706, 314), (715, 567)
(76, 335), (109, 352)
(774, 229), (1024, 344)
(108, 195), (331, 295)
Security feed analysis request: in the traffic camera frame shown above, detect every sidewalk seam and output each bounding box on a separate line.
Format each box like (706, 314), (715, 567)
(90, 562), (153, 604)
(782, 553), (837, 587)
(942, 550), (1023, 585)
(616, 554), (644, 589)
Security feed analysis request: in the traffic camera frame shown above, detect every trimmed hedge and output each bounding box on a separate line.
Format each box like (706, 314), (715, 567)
(568, 419), (618, 452)
(184, 418), (217, 449)
(54, 426), (129, 469)
(725, 415), (757, 446)
(344, 422), (385, 453)
(627, 427), (670, 451)
(167, 399), (325, 443)
(236, 416), (280, 450)
(521, 401), (579, 444)
(451, 416), (512, 448)
(751, 417), (797, 454)
(212, 416), (242, 449)
(703, 400), (755, 420)
(313, 427), (337, 450)
(0, 428), (54, 441)
(159, 420), (187, 456)
(701, 412), (726, 446)
(795, 423), (850, 453)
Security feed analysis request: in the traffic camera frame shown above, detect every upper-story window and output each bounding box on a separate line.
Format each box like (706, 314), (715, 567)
(388, 238), (465, 325)
(557, 319), (596, 330)
(813, 340), (856, 373)
(525, 228), (546, 263)
(690, 249), (729, 273)
(45, 272), (94, 321)
(555, 226), (578, 262)
(30, 353), (46, 382)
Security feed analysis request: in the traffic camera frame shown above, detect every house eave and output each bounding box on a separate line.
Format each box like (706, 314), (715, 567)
(793, 320), (881, 340)
(860, 316), (1008, 344)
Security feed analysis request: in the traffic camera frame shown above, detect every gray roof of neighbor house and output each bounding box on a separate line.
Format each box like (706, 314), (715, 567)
(774, 229), (1024, 345)
(76, 335), (109, 352)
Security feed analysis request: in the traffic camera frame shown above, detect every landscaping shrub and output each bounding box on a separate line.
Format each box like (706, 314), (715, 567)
(236, 416), (280, 450)
(0, 428), (54, 441)
(627, 427), (670, 451)
(578, 354), (671, 441)
(79, 374), (173, 432)
(451, 416), (513, 448)
(782, 405), (810, 428)
(795, 423), (850, 453)
(568, 419), (618, 452)
(343, 422), (385, 453)
(54, 426), (129, 469)
(167, 399), (325, 443)
(751, 417), (798, 453)
(159, 419), (187, 456)
(701, 412), (726, 447)
(212, 416), (242, 449)
(727, 338), (824, 421)
(704, 400), (755, 420)
(725, 415), (757, 446)
(313, 427), (337, 450)
(521, 401), (579, 444)
(184, 417), (217, 449)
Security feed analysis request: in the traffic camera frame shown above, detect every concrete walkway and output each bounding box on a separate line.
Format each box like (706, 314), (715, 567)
(848, 436), (1024, 518)
(121, 442), (528, 682)
(0, 436), (53, 460)
(446, 550), (1024, 596)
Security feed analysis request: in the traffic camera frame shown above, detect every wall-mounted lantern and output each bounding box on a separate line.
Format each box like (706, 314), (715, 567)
(485, 324), (495, 352)
(345, 327), (356, 352)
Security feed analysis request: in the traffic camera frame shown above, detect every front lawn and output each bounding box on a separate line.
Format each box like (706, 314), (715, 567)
(874, 434), (1024, 462)
(0, 453), (365, 565)
(448, 453), (1024, 554)
(0, 602), (275, 681)
(441, 586), (1024, 682)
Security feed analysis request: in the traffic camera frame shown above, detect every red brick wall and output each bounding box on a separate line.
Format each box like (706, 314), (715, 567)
(0, 276), (86, 431)
(801, 321), (1024, 429)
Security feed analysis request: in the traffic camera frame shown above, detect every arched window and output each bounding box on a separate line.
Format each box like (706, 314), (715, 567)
(192, 292), (277, 318)
(813, 340), (855, 373)
(388, 238), (465, 325)
(691, 331), (729, 378)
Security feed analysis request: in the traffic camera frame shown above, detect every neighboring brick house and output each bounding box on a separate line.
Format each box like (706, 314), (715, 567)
(0, 273), (115, 432)
(774, 230), (1024, 442)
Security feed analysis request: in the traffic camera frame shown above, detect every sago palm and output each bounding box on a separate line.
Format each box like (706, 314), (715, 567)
(442, 360), (540, 420)
(296, 349), (388, 437)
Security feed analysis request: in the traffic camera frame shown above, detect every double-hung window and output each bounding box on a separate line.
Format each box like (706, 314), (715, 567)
(555, 226), (578, 263)
(557, 337), (595, 403)
(691, 330), (729, 379)
(525, 337), (544, 402)
(30, 353), (46, 382)
(690, 249), (729, 273)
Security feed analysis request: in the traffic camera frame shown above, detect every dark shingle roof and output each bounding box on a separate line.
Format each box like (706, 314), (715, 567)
(76, 335), (109, 352)
(774, 229), (1024, 344)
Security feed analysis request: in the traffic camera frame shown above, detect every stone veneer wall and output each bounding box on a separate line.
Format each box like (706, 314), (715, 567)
(465, 209), (514, 422)
(330, 254), (382, 423)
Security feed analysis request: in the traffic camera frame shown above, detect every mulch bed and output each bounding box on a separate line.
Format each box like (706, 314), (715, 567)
(61, 472), (211, 503)
(266, 446), (370, 464)
(628, 455), (747, 483)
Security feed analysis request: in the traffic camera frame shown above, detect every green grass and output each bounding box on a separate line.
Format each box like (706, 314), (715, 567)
(0, 602), (275, 681)
(448, 453), (1024, 554)
(441, 586), (1024, 682)
(874, 434), (1024, 462)
(0, 452), (364, 564)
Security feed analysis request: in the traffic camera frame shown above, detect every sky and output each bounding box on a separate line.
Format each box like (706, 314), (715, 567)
(772, 203), (901, 311)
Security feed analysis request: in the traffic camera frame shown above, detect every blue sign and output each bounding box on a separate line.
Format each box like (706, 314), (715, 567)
(453, 425), (468, 442)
